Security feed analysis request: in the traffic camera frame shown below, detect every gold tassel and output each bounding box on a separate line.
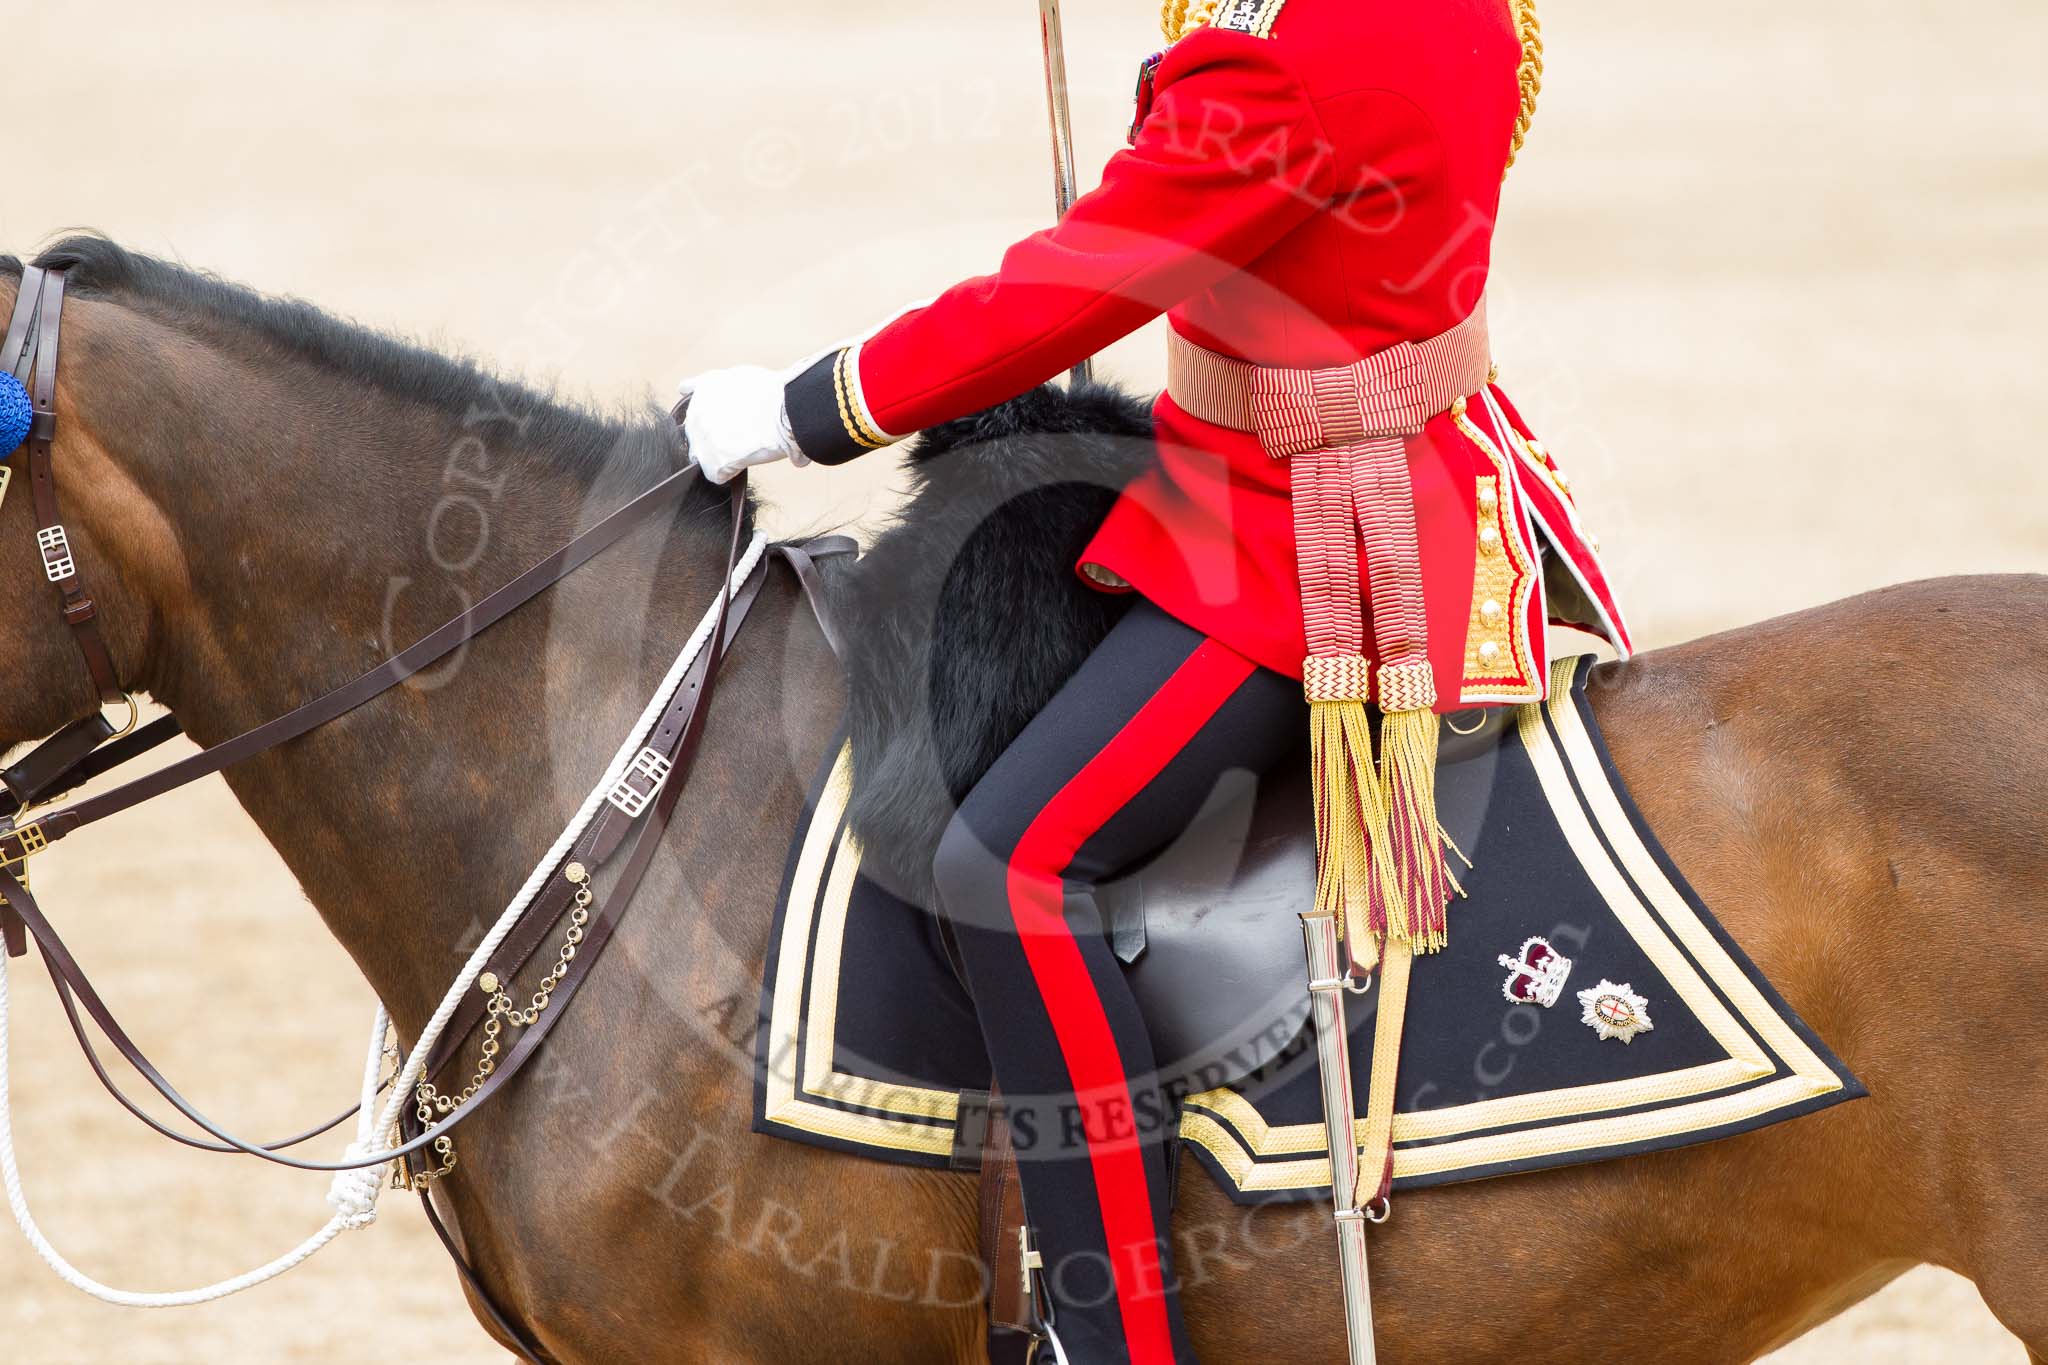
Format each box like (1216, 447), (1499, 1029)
(1304, 656), (1394, 973)
(1371, 661), (1457, 953)
(1308, 697), (1387, 972)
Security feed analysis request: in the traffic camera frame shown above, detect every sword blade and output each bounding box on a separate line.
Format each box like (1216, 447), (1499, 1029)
(1037, 0), (1093, 387)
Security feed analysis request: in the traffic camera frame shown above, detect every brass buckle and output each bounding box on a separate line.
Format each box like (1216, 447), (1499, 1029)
(2, 821), (49, 870)
(0, 821), (45, 896)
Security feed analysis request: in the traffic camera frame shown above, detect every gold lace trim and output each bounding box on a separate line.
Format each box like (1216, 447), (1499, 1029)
(1506, 0), (1544, 175)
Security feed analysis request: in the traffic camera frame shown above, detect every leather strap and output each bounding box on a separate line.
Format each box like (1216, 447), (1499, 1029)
(46, 959), (381, 1154)
(775, 535), (855, 660)
(1360, 940), (1414, 1206)
(0, 479), (753, 1172)
(0, 268), (62, 960)
(0, 266), (42, 375)
(404, 531), (857, 1361)
(416, 536), (852, 1087)
(979, 1091), (1046, 1363)
(0, 715), (182, 818)
(45, 557), (766, 1162)
(0, 266), (174, 880)
(9, 269), (126, 708)
(2, 713), (117, 809)
(420, 1187), (552, 1364)
(417, 552), (767, 1086)
(0, 455), (714, 870)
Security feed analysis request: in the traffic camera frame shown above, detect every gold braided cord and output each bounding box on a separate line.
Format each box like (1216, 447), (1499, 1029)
(1161, 0), (1220, 44)
(1504, 0), (1544, 175)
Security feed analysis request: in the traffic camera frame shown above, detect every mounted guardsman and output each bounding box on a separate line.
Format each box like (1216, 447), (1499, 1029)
(682, 0), (1629, 1359)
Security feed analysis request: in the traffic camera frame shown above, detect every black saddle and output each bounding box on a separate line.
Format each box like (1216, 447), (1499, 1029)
(1107, 709), (1512, 1094)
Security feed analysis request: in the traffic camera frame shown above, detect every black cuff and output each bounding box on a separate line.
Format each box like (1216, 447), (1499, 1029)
(785, 347), (896, 467)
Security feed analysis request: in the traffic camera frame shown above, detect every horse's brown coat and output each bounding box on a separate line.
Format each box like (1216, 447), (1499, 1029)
(1, 264), (2041, 1362)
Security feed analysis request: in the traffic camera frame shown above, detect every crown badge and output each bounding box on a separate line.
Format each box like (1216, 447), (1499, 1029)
(1498, 936), (1574, 1008)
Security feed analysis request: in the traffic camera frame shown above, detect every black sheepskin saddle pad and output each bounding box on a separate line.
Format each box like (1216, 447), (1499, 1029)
(830, 382), (1156, 905)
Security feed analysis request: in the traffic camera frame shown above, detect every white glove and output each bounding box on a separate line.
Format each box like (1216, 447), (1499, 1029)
(677, 365), (810, 484)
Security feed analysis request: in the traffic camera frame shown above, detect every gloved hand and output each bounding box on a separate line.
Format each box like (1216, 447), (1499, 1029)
(677, 365), (811, 484)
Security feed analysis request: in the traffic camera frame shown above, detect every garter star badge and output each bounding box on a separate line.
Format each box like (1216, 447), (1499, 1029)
(1498, 936), (1573, 1007)
(1577, 980), (1654, 1043)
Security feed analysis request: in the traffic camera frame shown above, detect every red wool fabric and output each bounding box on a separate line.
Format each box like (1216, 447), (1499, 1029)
(788, 0), (1629, 689)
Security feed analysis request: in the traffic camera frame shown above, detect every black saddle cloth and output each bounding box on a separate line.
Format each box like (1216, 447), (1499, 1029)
(757, 385), (1865, 1202)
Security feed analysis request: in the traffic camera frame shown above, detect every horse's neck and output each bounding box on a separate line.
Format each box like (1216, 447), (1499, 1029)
(74, 300), (734, 1035)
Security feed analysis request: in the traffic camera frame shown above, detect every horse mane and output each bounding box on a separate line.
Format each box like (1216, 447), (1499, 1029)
(1, 235), (694, 498)
(835, 382), (1158, 904)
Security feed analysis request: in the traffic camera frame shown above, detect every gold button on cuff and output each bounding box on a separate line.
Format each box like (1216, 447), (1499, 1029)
(1478, 641), (1503, 664)
(1481, 599), (1503, 621)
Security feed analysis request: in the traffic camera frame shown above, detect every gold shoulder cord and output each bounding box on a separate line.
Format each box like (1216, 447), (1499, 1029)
(1160, 0), (1544, 177)
(1160, 0), (1216, 43)
(1505, 0), (1544, 176)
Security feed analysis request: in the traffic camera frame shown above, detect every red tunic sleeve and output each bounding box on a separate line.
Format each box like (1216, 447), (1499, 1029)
(784, 29), (1335, 465)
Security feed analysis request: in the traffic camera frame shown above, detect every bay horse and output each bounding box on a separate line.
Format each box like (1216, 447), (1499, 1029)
(2, 238), (2042, 1363)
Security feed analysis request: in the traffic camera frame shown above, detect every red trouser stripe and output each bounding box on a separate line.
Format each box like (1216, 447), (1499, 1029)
(1004, 639), (1255, 1365)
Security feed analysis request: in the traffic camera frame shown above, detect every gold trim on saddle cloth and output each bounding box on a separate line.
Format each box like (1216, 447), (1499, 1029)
(760, 746), (961, 1158)
(1176, 656), (1848, 1194)
(758, 663), (1853, 1199)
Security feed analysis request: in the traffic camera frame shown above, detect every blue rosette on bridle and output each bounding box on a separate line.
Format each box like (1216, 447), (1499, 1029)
(0, 371), (31, 455)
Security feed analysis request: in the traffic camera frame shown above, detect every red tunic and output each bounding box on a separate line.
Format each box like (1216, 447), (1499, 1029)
(784, 0), (1631, 702)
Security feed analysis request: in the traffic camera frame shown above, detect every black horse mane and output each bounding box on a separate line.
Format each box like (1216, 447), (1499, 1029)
(3, 237), (1157, 901)
(1, 235), (692, 497)
(834, 382), (1158, 904)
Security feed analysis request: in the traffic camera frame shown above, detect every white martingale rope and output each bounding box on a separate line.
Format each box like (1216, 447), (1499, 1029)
(0, 530), (768, 1308)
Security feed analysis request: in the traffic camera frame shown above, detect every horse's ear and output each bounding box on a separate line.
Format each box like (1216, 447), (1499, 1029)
(0, 372), (29, 456)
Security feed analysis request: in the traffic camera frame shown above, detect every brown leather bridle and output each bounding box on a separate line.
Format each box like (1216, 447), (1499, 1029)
(0, 267), (150, 838)
(0, 260), (851, 1360)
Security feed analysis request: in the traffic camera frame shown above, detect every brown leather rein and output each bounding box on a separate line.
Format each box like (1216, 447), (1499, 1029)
(0, 264), (847, 1193)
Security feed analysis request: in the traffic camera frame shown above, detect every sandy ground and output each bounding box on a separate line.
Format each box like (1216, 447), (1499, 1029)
(1, 0), (2042, 1360)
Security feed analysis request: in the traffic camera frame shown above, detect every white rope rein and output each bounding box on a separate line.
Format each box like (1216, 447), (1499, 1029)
(0, 531), (767, 1308)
